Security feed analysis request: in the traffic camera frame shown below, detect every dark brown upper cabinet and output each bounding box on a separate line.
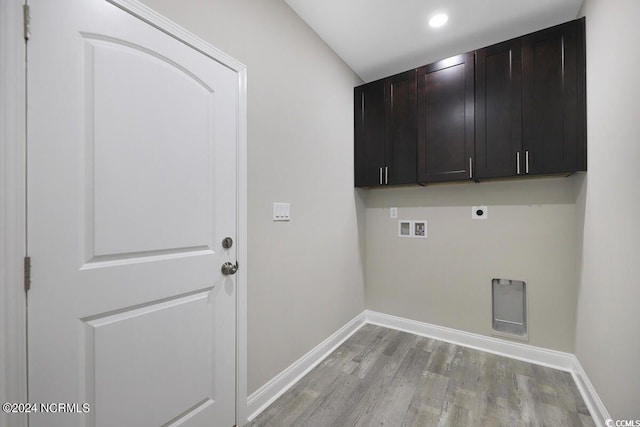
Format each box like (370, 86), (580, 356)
(354, 18), (586, 188)
(476, 18), (586, 179)
(354, 70), (417, 187)
(354, 80), (385, 187)
(522, 18), (586, 175)
(417, 53), (474, 183)
(475, 39), (523, 179)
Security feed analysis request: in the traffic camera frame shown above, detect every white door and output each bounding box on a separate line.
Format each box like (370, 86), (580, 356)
(27, 1), (238, 426)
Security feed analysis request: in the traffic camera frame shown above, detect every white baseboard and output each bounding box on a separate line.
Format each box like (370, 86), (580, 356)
(246, 312), (367, 422)
(365, 310), (610, 427)
(246, 309), (610, 427)
(364, 310), (576, 371)
(570, 356), (611, 427)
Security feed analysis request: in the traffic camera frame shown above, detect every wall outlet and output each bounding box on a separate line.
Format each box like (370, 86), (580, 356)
(390, 207), (398, 218)
(472, 206), (488, 219)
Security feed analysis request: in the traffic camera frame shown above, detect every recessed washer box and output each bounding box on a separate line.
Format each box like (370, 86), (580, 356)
(398, 220), (427, 238)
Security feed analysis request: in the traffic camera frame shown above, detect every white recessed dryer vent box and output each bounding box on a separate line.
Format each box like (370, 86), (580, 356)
(492, 278), (527, 341)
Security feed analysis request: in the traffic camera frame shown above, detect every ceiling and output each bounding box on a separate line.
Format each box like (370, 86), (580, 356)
(284, 0), (584, 82)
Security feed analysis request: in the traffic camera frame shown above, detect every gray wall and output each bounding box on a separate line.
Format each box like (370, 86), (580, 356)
(363, 177), (581, 352)
(138, 0), (366, 395)
(136, 0), (640, 417)
(575, 0), (640, 418)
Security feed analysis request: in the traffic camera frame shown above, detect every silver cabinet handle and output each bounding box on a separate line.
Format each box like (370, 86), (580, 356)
(379, 167), (383, 185)
(469, 157), (473, 179)
(525, 151), (529, 174)
(517, 152), (521, 175)
(385, 166), (388, 184)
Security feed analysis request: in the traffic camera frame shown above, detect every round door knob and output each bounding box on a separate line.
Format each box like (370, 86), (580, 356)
(221, 261), (238, 276)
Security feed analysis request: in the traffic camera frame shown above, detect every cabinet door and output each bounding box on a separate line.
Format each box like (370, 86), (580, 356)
(354, 80), (385, 187)
(476, 40), (523, 179)
(417, 53), (474, 183)
(522, 18), (586, 175)
(385, 70), (417, 185)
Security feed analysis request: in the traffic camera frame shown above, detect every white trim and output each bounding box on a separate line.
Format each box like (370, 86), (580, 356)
(365, 310), (576, 371)
(245, 310), (610, 427)
(570, 356), (611, 427)
(246, 312), (367, 422)
(106, 0), (245, 73)
(365, 310), (610, 427)
(105, 2), (249, 425)
(0, 1), (28, 427)
(235, 65), (249, 425)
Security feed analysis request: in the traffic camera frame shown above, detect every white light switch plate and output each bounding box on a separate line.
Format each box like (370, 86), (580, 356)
(390, 207), (398, 218)
(273, 202), (290, 221)
(472, 206), (488, 219)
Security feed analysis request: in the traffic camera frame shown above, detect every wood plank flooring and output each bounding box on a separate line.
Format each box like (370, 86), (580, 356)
(247, 324), (594, 427)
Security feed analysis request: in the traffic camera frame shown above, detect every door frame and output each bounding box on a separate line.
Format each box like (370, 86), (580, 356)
(0, 1), (28, 426)
(0, 0), (249, 425)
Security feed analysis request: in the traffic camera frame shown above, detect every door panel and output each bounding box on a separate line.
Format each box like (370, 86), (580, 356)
(522, 19), (585, 174)
(386, 70), (417, 185)
(27, 1), (237, 426)
(525, 32), (565, 172)
(476, 40), (523, 179)
(354, 80), (385, 187)
(84, 291), (214, 427)
(87, 35), (215, 258)
(417, 53), (474, 183)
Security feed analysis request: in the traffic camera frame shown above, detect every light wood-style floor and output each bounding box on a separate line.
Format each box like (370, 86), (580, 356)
(248, 324), (594, 427)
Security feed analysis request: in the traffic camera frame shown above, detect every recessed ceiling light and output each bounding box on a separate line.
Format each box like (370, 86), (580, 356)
(429, 13), (448, 28)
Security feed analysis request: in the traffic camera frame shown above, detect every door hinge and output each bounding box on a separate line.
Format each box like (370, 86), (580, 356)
(24, 256), (31, 292)
(23, 4), (31, 41)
